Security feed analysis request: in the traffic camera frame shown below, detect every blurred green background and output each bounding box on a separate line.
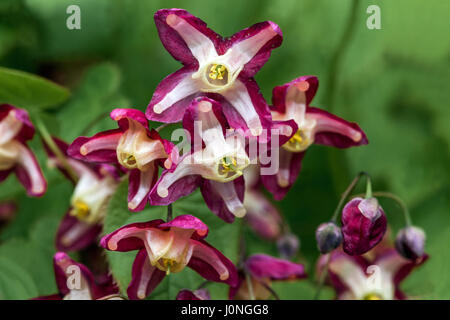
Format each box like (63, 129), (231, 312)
(0, 0), (449, 299)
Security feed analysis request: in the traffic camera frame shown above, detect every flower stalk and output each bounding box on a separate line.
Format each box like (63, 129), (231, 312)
(35, 115), (79, 183)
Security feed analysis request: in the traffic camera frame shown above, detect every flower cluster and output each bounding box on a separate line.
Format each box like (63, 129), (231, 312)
(0, 8), (428, 301)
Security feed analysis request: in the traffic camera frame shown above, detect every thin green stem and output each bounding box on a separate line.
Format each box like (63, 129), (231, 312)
(331, 171), (369, 222)
(245, 271), (255, 301)
(365, 175), (373, 198)
(314, 253), (331, 300)
(35, 116), (78, 183)
(261, 282), (280, 300)
(325, 0), (360, 109)
(167, 204), (173, 221)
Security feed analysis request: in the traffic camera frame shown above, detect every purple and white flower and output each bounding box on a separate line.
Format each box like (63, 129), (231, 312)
(101, 214), (239, 300)
(68, 108), (174, 212)
(319, 247), (428, 300)
(35, 252), (120, 300)
(229, 254), (306, 300)
(150, 97), (250, 222)
(262, 76), (368, 200)
(46, 138), (120, 252)
(0, 104), (47, 196)
(147, 9), (283, 136)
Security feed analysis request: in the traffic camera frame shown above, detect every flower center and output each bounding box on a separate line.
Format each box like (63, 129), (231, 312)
(218, 156), (243, 178)
(70, 200), (90, 220)
(363, 293), (383, 300)
(207, 64), (229, 86)
(159, 258), (178, 275)
(120, 153), (137, 169)
(282, 130), (310, 152)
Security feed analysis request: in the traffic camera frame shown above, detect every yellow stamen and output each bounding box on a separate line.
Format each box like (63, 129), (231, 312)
(209, 64), (227, 80)
(283, 130), (309, 152)
(363, 293), (382, 300)
(160, 258), (175, 275)
(70, 200), (90, 220)
(220, 156), (240, 175)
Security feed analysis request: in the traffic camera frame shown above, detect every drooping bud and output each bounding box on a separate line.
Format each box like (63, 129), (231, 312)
(277, 233), (300, 259)
(395, 226), (426, 261)
(341, 197), (387, 255)
(315, 222), (342, 254)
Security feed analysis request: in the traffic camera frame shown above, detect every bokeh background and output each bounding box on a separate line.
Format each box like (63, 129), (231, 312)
(0, 0), (449, 299)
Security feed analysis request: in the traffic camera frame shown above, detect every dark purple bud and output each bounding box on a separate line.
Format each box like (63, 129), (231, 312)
(277, 233), (300, 259)
(315, 222), (342, 254)
(341, 197), (387, 256)
(395, 226), (426, 261)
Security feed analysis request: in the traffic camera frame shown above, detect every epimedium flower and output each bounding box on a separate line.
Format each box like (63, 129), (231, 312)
(261, 76), (368, 200)
(35, 252), (120, 300)
(101, 214), (239, 300)
(45, 138), (120, 252)
(176, 288), (211, 300)
(0, 104), (47, 196)
(341, 197), (387, 256)
(68, 108), (174, 212)
(146, 8), (283, 136)
(318, 247), (428, 300)
(229, 254), (307, 300)
(150, 97), (250, 223)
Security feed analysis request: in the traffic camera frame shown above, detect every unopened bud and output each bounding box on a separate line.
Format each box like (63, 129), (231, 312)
(277, 233), (300, 259)
(316, 222), (342, 254)
(395, 226), (426, 260)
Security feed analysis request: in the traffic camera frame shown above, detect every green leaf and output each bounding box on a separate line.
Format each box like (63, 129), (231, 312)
(0, 256), (38, 299)
(56, 62), (129, 142)
(0, 66), (70, 109)
(103, 180), (242, 299)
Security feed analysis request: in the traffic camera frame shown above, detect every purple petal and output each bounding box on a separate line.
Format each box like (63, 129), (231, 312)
(200, 178), (245, 223)
(307, 107), (368, 148)
(374, 248), (429, 287)
(341, 197), (387, 256)
(68, 129), (122, 163)
(245, 254), (307, 280)
(159, 214), (209, 240)
(146, 66), (199, 123)
(260, 149), (306, 200)
(0, 104), (35, 142)
(56, 212), (102, 252)
(182, 96), (228, 146)
(188, 239), (239, 287)
(324, 250), (370, 298)
(244, 190), (282, 240)
(110, 108), (148, 130)
(127, 166), (158, 212)
(153, 9), (221, 66)
(220, 77), (272, 137)
(100, 220), (164, 252)
(149, 170), (202, 206)
(127, 249), (166, 300)
(53, 252), (96, 297)
(176, 288), (210, 300)
(271, 76), (319, 114)
(225, 21), (283, 78)
(14, 144), (47, 197)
